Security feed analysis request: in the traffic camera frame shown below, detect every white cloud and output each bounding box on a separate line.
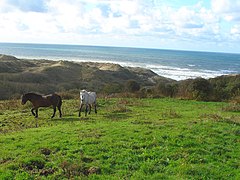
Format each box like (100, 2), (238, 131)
(231, 24), (240, 34)
(211, 0), (240, 21)
(230, 24), (240, 41)
(0, 0), (239, 52)
(211, 0), (240, 13)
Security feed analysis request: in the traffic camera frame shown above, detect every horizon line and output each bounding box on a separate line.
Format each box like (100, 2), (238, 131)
(0, 41), (240, 55)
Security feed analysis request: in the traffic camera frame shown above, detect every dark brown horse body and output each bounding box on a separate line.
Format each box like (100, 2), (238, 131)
(21, 93), (62, 118)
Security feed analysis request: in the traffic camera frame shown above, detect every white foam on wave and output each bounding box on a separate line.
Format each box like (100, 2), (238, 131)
(107, 61), (230, 81)
(69, 58), (235, 81)
(111, 61), (234, 81)
(19, 55), (235, 81)
(187, 64), (196, 67)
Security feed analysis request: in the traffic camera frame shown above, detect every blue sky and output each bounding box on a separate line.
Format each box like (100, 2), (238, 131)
(0, 0), (240, 53)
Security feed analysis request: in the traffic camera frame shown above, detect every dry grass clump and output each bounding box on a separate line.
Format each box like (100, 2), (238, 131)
(222, 104), (240, 112)
(0, 100), (22, 110)
(222, 97), (240, 112)
(161, 108), (182, 119)
(200, 113), (240, 125)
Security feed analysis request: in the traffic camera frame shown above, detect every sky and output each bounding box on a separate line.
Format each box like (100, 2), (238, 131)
(0, 0), (240, 53)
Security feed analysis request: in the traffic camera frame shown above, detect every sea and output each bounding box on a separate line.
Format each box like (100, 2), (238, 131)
(0, 42), (239, 81)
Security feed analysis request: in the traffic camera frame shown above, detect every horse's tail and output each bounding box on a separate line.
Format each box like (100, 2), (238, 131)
(53, 94), (62, 108)
(56, 94), (62, 108)
(55, 94), (62, 118)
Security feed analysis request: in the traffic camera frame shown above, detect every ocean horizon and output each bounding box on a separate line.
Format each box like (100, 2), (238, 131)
(0, 42), (240, 81)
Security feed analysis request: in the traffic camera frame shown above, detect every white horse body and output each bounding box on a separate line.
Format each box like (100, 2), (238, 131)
(79, 90), (97, 116)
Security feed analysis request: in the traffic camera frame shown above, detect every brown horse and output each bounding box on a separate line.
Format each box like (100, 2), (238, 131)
(21, 93), (62, 118)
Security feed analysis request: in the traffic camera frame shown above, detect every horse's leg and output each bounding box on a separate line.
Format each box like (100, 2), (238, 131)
(57, 105), (62, 118)
(35, 108), (38, 118)
(88, 104), (91, 114)
(85, 104), (88, 116)
(35, 108), (39, 127)
(31, 108), (36, 117)
(57, 97), (62, 118)
(51, 106), (56, 118)
(79, 104), (84, 117)
(94, 103), (97, 114)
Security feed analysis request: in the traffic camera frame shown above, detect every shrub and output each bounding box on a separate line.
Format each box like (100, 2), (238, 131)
(187, 78), (213, 101)
(103, 83), (123, 94)
(229, 82), (240, 97)
(209, 74), (240, 101)
(125, 80), (140, 93)
(156, 82), (178, 97)
(231, 95), (240, 104)
(175, 79), (193, 99)
(58, 89), (79, 100)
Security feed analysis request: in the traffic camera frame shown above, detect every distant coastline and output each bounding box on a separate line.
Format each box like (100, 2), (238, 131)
(0, 43), (240, 81)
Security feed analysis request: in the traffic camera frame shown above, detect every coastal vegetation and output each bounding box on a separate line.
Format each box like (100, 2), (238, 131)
(0, 54), (239, 102)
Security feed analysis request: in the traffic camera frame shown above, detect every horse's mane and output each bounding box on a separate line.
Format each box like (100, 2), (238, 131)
(80, 89), (87, 93)
(24, 92), (43, 98)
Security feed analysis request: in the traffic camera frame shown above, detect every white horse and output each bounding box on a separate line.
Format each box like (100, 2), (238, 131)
(79, 90), (97, 117)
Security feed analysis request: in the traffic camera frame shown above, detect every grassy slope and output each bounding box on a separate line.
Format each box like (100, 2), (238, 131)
(0, 98), (239, 179)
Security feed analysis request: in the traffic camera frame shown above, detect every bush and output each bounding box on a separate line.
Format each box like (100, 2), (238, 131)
(231, 96), (240, 104)
(103, 83), (123, 94)
(210, 75), (240, 101)
(125, 80), (140, 93)
(187, 78), (213, 101)
(156, 82), (178, 97)
(175, 79), (193, 99)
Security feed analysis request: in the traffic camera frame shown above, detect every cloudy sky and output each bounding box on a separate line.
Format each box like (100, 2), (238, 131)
(0, 0), (240, 53)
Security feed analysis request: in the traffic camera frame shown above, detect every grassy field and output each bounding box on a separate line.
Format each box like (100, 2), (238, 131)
(0, 98), (239, 179)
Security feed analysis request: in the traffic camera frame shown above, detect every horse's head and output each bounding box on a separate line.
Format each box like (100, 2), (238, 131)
(21, 94), (28, 105)
(80, 90), (87, 103)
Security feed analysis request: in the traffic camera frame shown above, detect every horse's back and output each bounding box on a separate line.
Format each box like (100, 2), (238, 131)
(44, 93), (62, 106)
(88, 92), (97, 103)
(44, 93), (56, 100)
(89, 92), (96, 97)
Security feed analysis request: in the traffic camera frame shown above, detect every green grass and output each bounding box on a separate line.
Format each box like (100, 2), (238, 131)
(0, 98), (239, 179)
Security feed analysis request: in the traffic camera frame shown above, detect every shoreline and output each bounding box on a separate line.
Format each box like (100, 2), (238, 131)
(1, 43), (239, 81)
(1, 54), (239, 81)
(1, 54), (236, 81)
